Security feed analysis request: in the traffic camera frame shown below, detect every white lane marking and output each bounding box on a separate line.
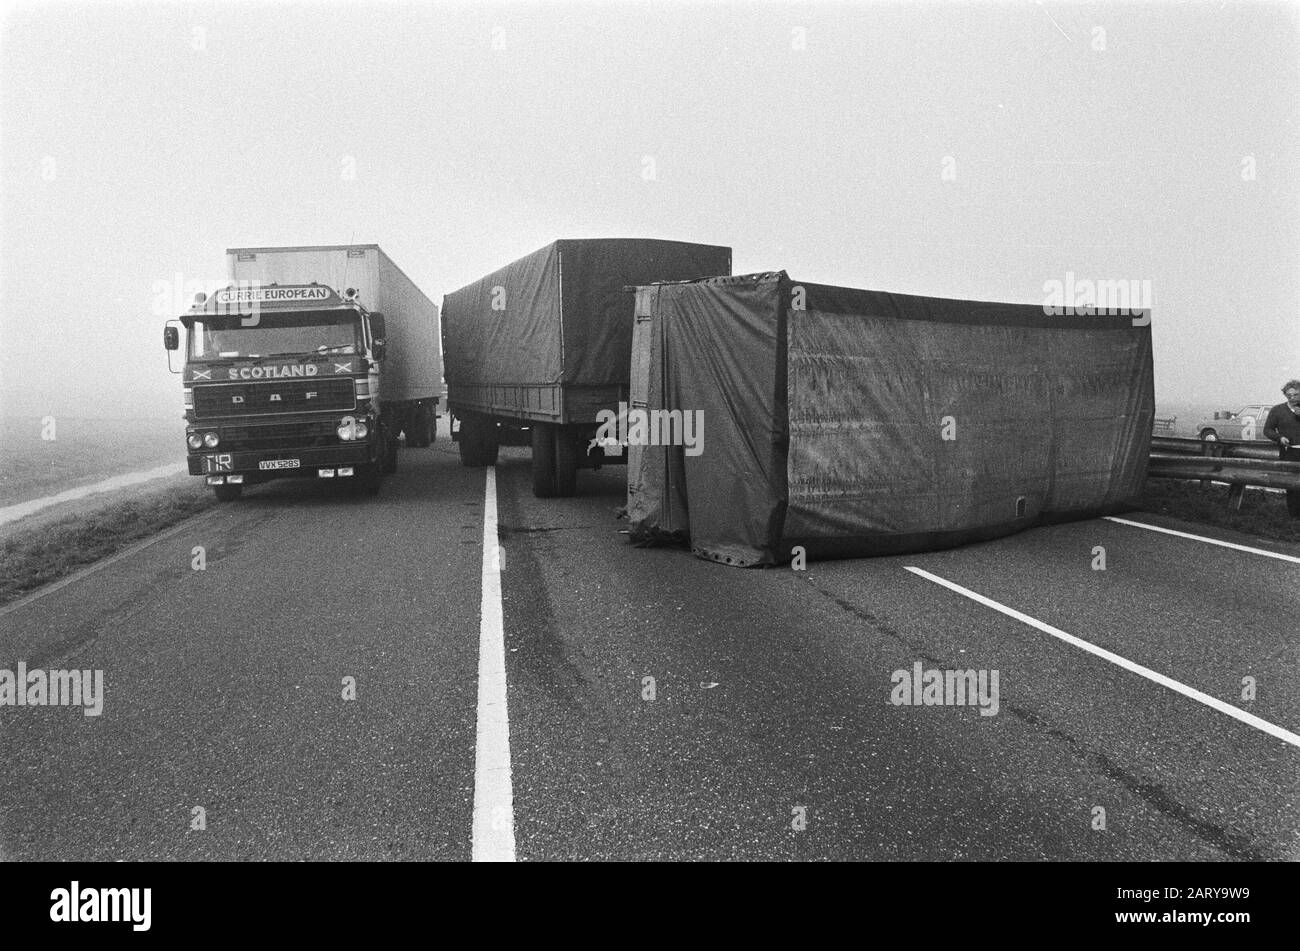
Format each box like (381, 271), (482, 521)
(0, 464), (186, 528)
(905, 566), (1300, 751)
(0, 507), (222, 617)
(471, 467), (516, 862)
(1103, 516), (1300, 565)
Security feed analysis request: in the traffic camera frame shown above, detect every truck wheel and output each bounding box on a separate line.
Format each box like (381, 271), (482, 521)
(212, 484), (243, 502)
(531, 424), (557, 497)
(462, 418), (491, 465)
(459, 416), (495, 467)
(356, 463), (383, 495)
(417, 405), (435, 447)
(382, 430), (399, 474)
(457, 419), (478, 466)
(406, 405), (428, 448)
(1199, 429), (1218, 442)
(554, 426), (580, 497)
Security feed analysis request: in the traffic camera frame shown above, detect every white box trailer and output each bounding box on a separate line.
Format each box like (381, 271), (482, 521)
(165, 244), (443, 500)
(227, 244), (443, 403)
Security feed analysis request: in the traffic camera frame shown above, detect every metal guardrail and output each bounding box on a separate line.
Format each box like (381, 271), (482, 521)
(1152, 416), (1177, 435)
(1150, 435), (1279, 460)
(1148, 435), (1300, 508)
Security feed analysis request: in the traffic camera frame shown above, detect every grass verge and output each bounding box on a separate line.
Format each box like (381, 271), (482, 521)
(1137, 478), (1300, 545)
(0, 481), (216, 607)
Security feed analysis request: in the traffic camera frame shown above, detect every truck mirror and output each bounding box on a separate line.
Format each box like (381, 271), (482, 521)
(368, 313), (387, 360)
(164, 325), (180, 350)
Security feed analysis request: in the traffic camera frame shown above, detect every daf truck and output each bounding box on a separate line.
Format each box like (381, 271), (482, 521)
(164, 244), (442, 500)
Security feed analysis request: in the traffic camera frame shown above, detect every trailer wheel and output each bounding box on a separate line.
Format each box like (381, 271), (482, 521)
(457, 418), (477, 466)
(554, 426), (580, 497)
(409, 404), (433, 448)
(531, 424), (557, 497)
(459, 416), (498, 467)
(356, 463), (383, 495)
(382, 430), (399, 474)
(212, 484), (242, 502)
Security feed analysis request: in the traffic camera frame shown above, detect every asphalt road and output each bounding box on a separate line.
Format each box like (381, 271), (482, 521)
(1, 425), (1297, 861)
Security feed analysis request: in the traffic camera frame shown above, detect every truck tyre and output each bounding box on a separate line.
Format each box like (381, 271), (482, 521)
(554, 426), (580, 497)
(531, 424), (557, 497)
(459, 416), (498, 467)
(416, 404), (435, 447)
(457, 418), (475, 466)
(356, 463), (383, 495)
(212, 484), (242, 502)
(405, 405), (428, 448)
(382, 429), (399, 474)
(1199, 429), (1218, 442)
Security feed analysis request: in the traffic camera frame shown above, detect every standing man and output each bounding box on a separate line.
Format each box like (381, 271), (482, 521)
(1263, 379), (1300, 517)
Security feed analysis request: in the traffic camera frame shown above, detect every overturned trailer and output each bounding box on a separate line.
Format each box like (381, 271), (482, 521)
(627, 272), (1154, 566)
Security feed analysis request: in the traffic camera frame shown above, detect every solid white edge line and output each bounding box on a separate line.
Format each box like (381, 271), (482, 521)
(471, 467), (516, 862)
(1103, 516), (1300, 565)
(0, 463), (188, 527)
(904, 566), (1300, 751)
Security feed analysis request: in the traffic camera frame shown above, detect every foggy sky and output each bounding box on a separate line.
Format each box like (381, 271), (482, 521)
(2, 0), (1297, 418)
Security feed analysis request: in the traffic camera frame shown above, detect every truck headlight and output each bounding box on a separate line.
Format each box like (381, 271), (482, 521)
(203, 432), (220, 448)
(187, 434), (203, 450)
(337, 419), (369, 441)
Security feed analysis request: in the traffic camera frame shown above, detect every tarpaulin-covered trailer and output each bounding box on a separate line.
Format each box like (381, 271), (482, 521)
(628, 272), (1154, 566)
(442, 238), (731, 496)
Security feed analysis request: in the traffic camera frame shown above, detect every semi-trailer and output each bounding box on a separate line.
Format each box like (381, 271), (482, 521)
(164, 244), (442, 500)
(627, 271), (1156, 566)
(440, 238), (731, 497)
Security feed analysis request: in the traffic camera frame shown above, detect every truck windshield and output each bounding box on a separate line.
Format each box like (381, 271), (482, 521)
(188, 311), (361, 359)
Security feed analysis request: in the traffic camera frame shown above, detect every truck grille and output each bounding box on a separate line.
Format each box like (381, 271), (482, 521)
(193, 378), (355, 418)
(218, 420), (341, 452)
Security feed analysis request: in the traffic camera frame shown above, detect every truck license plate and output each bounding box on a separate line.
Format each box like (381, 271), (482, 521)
(259, 459), (300, 470)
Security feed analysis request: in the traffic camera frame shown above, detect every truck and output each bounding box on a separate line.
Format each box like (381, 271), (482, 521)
(163, 244), (443, 500)
(440, 238), (731, 497)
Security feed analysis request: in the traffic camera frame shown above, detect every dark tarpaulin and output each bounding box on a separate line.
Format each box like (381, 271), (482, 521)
(629, 274), (788, 565)
(441, 242), (563, 388)
(441, 239), (732, 391)
(627, 272), (1155, 566)
(557, 239), (733, 387)
(625, 288), (691, 543)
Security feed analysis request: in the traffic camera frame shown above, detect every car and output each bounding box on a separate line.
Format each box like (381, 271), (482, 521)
(1194, 404), (1273, 442)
